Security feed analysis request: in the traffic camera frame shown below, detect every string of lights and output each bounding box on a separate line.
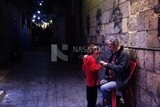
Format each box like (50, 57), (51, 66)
(31, 0), (53, 29)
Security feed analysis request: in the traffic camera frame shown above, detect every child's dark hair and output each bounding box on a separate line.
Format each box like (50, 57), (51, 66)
(87, 44), (100, 55)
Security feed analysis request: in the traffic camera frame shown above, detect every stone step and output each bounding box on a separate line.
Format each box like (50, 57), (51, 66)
(0, 69), (9, 83)
(0, 70), (9, 100)
(0, 90), (6, 100)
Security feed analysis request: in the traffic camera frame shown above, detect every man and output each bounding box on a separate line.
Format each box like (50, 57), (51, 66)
(100, 37), (130, 106)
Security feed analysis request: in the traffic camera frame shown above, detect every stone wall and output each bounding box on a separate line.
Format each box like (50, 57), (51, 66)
(0, 0), (23, 64)
(0, 0), (11, 64)
(82, 0), (160, 107)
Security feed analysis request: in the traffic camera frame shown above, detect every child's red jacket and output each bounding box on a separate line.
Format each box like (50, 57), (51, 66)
(82, 55), (101, 86)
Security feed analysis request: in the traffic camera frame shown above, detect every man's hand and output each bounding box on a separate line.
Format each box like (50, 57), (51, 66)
(99, 60), (108, 66)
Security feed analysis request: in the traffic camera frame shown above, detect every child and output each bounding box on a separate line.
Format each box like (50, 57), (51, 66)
(82, 44), (102, 107)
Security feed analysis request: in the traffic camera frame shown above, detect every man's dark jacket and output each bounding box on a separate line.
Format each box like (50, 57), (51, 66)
(105, 46), (130, 89)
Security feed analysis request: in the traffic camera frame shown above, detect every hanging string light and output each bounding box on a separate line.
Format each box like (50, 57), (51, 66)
(31, 0), (53, 29)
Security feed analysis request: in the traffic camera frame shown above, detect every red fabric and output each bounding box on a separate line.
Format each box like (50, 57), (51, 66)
(82, 55), (101, 86)
(129, 60), (137, 80)
(112, 91), (116, 107)
(111, 60), (137, 107)
(121, 60), (137, 107)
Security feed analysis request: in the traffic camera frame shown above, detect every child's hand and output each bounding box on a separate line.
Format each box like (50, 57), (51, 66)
(99, 60), (108, 66)
(99, 60), (105, 64)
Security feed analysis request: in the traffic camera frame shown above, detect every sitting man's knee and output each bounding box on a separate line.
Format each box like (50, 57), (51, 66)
(100, 85), (110, 93)
(100, 85), (105, 92)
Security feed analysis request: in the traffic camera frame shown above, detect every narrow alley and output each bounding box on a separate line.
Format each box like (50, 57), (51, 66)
(0, 47), (87, 107)
(0, 0), (160, 107)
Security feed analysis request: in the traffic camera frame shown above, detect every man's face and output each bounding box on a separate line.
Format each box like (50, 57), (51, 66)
(106, 42), (116, 53)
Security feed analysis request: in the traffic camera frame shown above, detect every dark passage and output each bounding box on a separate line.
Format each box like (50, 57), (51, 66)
(0, 48), (87, 107)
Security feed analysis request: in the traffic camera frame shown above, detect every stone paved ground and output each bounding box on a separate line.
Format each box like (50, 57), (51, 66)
(0, 47), (125, 107)
(0, 48), (87, 107)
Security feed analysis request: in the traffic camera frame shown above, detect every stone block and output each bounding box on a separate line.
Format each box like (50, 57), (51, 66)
(135, 86), (141, 105)
(82, 1), (85, 6)
(87, 3), (90, 13)
(131, 0), (159, 14)
(90, 17), (96, 27)
(157, 83), (160, 97)
(149, 17), (158, 30)
(99, 0), (107, 13)
(135, 69), (147, 89)
(106, 10), (112, 24)
(147, 30), (160, 48)
(105, 33), (129, 45)
(134, 0), (158, 13)
(128, 15), (138, 31)
(137, 31), (148, 48)
(104, 35), (110, 43)
(89, 0), (97, 10)
(144, 51), (154, 71)
(128, 32), (136, 46)
(96, 0), (104, 5)
(138, 0), (150, 12)
(96, 35), (103, 44)
(151, 96), (160, 107)
(82, 3), (89, 14)
(82, 5), (87, 14)
(87, 37), (91, 43)
(101, 11), (108, 24)
(122, 18), (128, 33)
(82, 0), (90, 6)
(89, 27), (96, 36)
(100, 25), (105, 36)
(119, 33), (129, 45)
(144, 10), (158, 30)
(137, 12), (146, 31)
(99, 2), (104, 13)
(119, 0), (128, 4)
(114, 26), (122, 34)
(105, 22), (114, 34)
(90, 36), (97, 43)
(136, 50), (145, 69)
(140, 89), (152, 107)
(155, 51), (160, 74)
(89, 7), (97, 18)
(119, 1), (130, 18)
(140, 0), (159, 10)
(147, 71), (160, 96)
(82, 18), (86, 29)
(131, 1), (139, 15)
(106, 0), (115, 10)
(129, 31), (147, 47)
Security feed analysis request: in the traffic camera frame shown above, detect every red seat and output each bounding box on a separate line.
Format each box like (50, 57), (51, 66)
(111, 90), (116, 107)
(121, 60), (137, 107)
(103, 60), (137, 107)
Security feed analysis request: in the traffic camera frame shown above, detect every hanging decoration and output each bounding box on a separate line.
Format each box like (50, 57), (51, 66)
(31, 0), (53, 29)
